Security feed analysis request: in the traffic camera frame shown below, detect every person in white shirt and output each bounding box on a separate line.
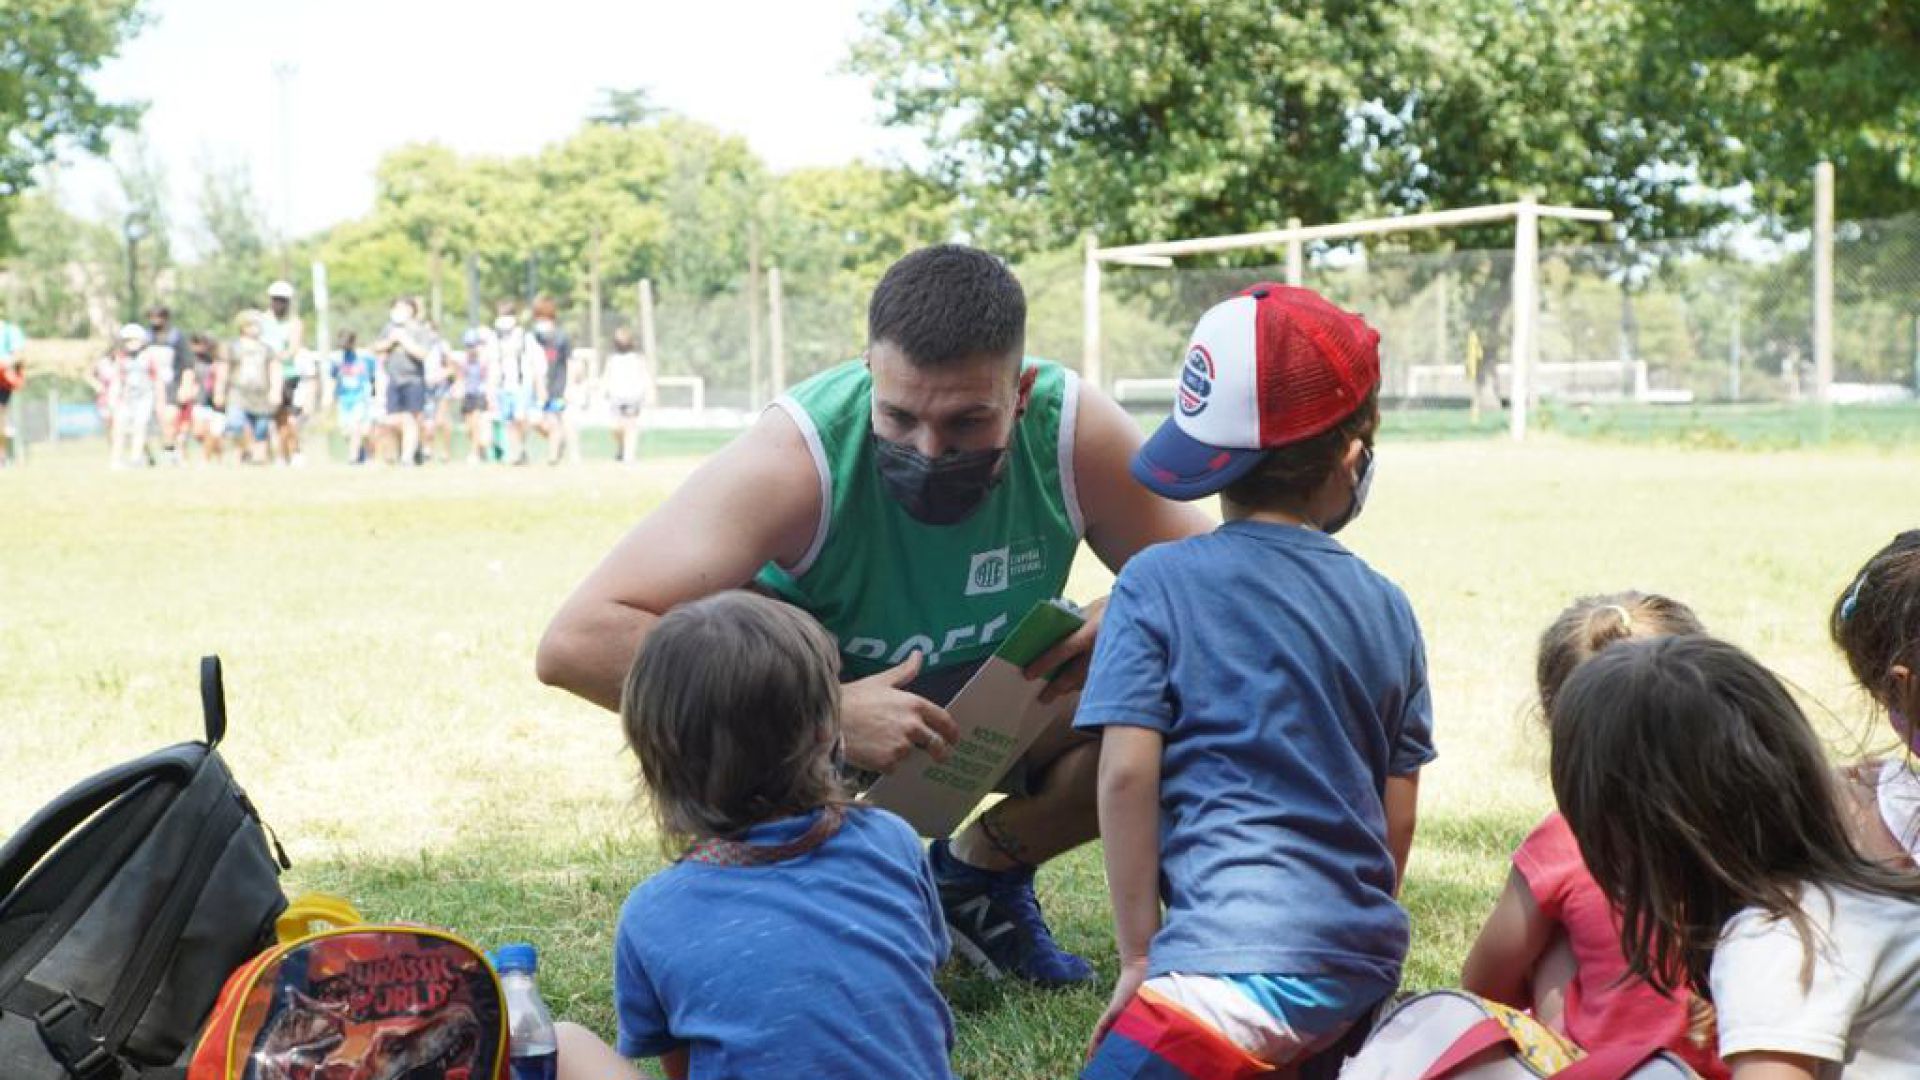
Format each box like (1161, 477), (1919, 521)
(601, 326), (653, 464)
(1551, 633), (1920, 1079)
(109, 324), (168, 468)
(488, 304), (545, 466)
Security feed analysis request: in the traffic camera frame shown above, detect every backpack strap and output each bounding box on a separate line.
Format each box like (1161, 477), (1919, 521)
(2, 982), (125, 1080)
(0, 745), (200, 903)
(1419, 1016), (1518, 1080)
(1556, 1043), (1673, 1079)
(199, 656), (225, 748)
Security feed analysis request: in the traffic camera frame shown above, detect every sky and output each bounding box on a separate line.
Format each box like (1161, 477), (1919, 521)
(58, 0), (910, 252)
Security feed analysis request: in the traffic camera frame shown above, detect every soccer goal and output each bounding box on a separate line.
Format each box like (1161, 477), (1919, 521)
(1082, 199), (1615, 440)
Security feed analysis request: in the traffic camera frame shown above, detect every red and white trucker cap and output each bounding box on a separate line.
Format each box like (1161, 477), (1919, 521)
(1132, 283), (1381, 501)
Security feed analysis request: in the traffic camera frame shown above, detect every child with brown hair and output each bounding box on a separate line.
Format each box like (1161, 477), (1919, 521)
(1462, 593), (1727, 1077)
(1551, 634), (1920, 1078)
(1831, 531), (1920, 866)
(1079, 285), (1433, 1078)
(553, 591), (957, 1080)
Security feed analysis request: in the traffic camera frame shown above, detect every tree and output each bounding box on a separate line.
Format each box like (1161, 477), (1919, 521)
(850, 0), (1741, 253)
(0, 189), (114, 337)
(176, 157), (273, 331)
(591, 87), (663, 129)
(1647, 0), (1920, 222)
(0, 0), (148, 250)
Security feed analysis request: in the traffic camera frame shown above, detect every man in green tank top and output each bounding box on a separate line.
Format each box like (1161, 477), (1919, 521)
(538, 246), (1209, 986)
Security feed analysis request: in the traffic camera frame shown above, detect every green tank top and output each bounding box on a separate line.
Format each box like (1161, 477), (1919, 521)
(755, 359), (1085, 681)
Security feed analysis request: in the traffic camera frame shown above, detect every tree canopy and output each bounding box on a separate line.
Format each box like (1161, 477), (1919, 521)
(0, 0), (146, 250)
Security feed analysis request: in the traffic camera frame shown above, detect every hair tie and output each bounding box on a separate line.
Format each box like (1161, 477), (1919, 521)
(1603, 604), (1634, 632)
(1840, 568), (1870, 622)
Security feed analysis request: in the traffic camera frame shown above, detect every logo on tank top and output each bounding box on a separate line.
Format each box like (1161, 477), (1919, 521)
(966, 548), (1010, 595)
(965, 538), (1047, 598)
(1178, 344), (1215, 416)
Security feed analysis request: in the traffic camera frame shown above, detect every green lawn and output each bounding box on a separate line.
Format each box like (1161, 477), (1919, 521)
(2, 433), (1911, 1078)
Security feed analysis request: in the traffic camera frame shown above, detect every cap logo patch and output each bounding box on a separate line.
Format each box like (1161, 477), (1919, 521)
(1178, 344), (1215, 417)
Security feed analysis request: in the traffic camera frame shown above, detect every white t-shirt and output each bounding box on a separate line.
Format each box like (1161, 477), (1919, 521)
(603, 350), (650, 402)
(1876, 759), (1920, 861)
(1712, 884), (1920, 1076)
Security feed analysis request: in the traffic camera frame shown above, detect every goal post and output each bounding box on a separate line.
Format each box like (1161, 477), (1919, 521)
(1083, 200), (1613, 441)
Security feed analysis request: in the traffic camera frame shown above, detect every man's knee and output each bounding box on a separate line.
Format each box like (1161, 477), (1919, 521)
(1031, 737), (1099, 809)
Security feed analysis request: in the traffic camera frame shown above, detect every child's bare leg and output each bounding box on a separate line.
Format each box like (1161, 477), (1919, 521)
(554, 1021), (644, 1080)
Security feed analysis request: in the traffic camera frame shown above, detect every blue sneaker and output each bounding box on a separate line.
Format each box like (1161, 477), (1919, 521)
(928, 839), (1095, 987)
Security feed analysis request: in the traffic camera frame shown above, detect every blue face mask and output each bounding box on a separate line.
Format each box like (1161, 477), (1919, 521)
(1322, 446), (1374, 535)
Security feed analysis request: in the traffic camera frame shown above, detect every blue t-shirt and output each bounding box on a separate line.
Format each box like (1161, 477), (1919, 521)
(1076, 520), (1435, 985)
(332, 351), (374, 404)
(614, 805), (957, 1080)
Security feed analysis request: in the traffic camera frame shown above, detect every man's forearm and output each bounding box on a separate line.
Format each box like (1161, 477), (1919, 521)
(535, 601), (660, 712)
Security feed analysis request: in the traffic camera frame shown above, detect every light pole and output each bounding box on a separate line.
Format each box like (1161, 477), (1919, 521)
(124, 210), (150, 323)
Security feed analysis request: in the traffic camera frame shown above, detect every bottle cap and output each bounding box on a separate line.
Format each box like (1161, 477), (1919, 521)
(495, 943), (538, 975)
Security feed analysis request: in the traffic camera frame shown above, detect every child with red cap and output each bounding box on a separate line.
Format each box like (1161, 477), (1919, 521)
(1077, 285), (1434, 1079)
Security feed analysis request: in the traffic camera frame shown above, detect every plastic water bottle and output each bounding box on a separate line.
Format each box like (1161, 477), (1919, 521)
(496, 943), (558, 1080)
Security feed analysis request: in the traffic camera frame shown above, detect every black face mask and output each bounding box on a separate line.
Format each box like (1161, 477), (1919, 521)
(871, 434), (1008, 526)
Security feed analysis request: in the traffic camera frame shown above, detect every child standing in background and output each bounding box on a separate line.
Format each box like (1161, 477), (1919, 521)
(1079, 285), (1433, 1079)
(601, 326), (650, 463)
(1462, 593), (1727, 1077)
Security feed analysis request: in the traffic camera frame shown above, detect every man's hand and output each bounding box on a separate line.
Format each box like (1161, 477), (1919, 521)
(1022, 596), (1106, 703)
(1087, 957), (1148, 1060)
(839, 652), (962, 773)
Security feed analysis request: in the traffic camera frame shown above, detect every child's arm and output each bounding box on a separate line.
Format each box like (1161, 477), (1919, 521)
(1385, 771), (1419, 893)
(1090, 725), (1164, 1052)
(1727, 1053), (1821, 1080)
(1460, 866), (1554, 1009)
(552, 1021), (644, 1080)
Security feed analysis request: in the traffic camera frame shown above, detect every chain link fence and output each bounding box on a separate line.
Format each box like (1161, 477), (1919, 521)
(1087, 214), (1920, 414)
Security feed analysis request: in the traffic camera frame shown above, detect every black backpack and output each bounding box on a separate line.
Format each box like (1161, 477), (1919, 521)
(0, 657), (289, 1080)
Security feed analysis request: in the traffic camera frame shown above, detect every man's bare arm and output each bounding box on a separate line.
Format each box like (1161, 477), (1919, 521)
(1074, 384), (1213, 573)
(535, 409), (820, 710)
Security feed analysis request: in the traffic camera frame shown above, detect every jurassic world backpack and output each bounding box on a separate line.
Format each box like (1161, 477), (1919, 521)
(1338, 990), (1699, 1079)
(188, 895), (507, 1080)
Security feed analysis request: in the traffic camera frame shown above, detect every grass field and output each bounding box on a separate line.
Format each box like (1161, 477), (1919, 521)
(2, 431), (1913, 1078)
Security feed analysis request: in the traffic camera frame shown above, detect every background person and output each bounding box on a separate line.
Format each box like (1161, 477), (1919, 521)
(187, 332), (228, 464)
(0, 312), (24, 466)
(491, 304), (545, 465)
(421, 314), (456, 464)
(531, 296), (574, 465)
(457, 327), (495, 464)
(226, 312), (279, 464)
(602, 326), (651, 463)
(147, 306), (190, 462)
(332, 331), (377, 465)
(109, 324), (166, 468)
(372, 297), (429, 465)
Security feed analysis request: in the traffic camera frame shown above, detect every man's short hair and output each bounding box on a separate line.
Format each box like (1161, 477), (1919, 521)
(868, 244), (1025, 367)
